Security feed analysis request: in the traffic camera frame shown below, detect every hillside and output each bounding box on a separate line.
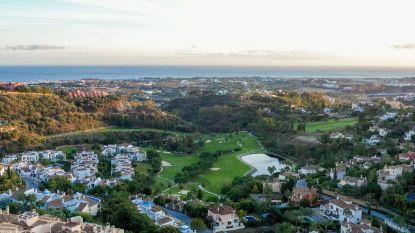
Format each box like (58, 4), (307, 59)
(0, 93), (103, 137)
(0, 92), (191, 154)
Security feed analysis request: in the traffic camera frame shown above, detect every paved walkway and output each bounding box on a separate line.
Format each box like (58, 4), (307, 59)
(197, 184), (222, 199)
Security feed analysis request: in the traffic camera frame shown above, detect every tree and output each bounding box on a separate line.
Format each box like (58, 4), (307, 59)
(277, 222), (294, 233)
(156, 226), (181, 233)
(191, 218), (207, 231)
(267, 166), (276, 176)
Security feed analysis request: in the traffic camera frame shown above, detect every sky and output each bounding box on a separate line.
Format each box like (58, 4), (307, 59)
(1, 0), (415, 67)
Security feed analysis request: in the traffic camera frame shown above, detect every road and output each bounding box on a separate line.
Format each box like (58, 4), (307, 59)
(22, 176), (39, 190)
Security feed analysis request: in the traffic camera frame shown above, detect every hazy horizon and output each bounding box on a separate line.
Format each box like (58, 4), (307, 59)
(1, 0), (415, 67)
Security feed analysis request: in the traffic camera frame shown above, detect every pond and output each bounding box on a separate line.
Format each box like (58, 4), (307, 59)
(240, 153), (286, 176)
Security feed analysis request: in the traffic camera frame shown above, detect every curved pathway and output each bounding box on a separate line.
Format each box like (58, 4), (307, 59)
(197, 184), (222, 199)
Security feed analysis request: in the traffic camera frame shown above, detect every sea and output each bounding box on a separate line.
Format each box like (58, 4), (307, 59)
(1, 65), (415, 82)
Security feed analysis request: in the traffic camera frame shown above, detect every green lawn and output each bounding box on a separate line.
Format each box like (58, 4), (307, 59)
(56, 145), (76, 155)
(163, 182), (217, 201)
(297, 117), (358, 133)
(195, 132), (264, 193)
(98, 127), (192, 136)
(159, 151), (200, 180)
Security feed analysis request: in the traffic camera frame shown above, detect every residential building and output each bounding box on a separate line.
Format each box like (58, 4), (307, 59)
(363, 135), (380, 145)
(20, 151), (39, 163)
(379, 112), (397, 121)
(330, 164), (346, 180)
(102, 144), (147, 161)
(404, 130), (415, 141)
(2, 154), (17, 165)
(345, 156), (380, 169)
(38, 150), (66, 162)
(111, 154), (135, 180)
(397, 151), (415, 162)
(339, 176), (367, 187)
(341, 218), (383, 233)
(289, 187), (317, 206)
(300, 165), (323, 175)
(9, 189), (102, 216)
(72, 151), (98, 182)
(262, 178), (281, 193)
(207, 204), (244, 232)
(377, 164), (413, 190)
(0, 208), (123, 233)
(320, 196), (362, 224)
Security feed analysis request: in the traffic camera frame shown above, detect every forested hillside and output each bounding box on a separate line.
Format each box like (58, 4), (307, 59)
(0, 93), (103, 137)
(0, 92), (190, 154)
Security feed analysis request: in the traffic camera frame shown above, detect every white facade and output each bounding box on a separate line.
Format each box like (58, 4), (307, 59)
(208, 204), (244, 232)
(320, 196), (362, 224)
(404, 131), (415, 141)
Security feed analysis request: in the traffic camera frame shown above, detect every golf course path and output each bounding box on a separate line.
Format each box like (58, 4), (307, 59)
(198, 184), (222, 199)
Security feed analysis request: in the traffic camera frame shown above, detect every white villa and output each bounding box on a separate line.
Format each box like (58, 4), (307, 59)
(339, 176), (367, 187)
(207, 204), (244, 232)
(404, 130), (415, 141)
(377, 164), (413, 190)
(111, 154), (135, 180)
(72, 151), (98, 182)
(320, 196), (362, 224)
(300, 165), (323, 175)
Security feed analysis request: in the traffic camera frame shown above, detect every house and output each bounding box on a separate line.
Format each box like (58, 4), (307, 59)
(351, 103), (364, 113)
(278, 171), (299, 181)
(207, 204), (244, 232)
(377, 164), (413, 190)
(262, 178), (281, 193)
(103, 144), (147, 161)
(111, 154), (135, 180)
(2, 154), (17, 165)
(20, 151), (39, 163)
(300, 165), (323, 175)
(320, 196), (362, 224)
(72, 151), (98, 182)
(363, 135), (380, 145)
(324, 107), (332, 114)
(18, 189), (101, 216)
(341, 218), (383, 233)
(404, 130), (415, 141)
(339, 176), (367, 187)
(38, 150), (66, 162)
(378, 128), (388, 137)
(289, 187), (317, 206)
(397, 151), (415, 162)
(217, 90), (229, 95)
(379, 112), (397, 121)
(131, 195), (179, 228)
(0, 207), (124, 233)
(38, 166), (74, 182)
(345, 155), (380, 169)
(330, 164), (346, 180)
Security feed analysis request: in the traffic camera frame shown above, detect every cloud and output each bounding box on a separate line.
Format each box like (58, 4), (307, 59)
(392, 43), (415, 50)
(173, 49), (337, 60)
(5, 45), (65, 51)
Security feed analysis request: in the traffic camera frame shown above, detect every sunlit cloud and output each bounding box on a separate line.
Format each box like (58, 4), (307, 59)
(5, 45), (65, 51)
(392, 43), (415, 50)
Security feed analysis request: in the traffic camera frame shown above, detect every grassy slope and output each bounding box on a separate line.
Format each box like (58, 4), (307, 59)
(295, 117), (358, 133)
(159, 151), (200, 180)
(195, 132), (263, 193)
